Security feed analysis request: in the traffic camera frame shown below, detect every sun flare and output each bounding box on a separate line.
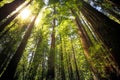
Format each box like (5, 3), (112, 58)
(19, 8), (31, 19)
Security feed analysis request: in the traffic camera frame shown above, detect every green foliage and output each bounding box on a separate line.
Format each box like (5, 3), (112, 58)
(49, 0), (60, 4)
(0, 0), (14, 7)
(0, 0), (119, 80)
(102, 2), (112, 9)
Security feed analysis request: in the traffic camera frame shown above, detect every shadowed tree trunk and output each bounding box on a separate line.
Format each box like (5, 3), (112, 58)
(41, 52), (46, 80)
(0, 0), (25, 22)
(73, 11), (101, 79)
(109, 0), (120, 6)
(47, 22), (55, 80)
(47, 5), (56, 80)
(80, 9), (119, 76)
(0, 40), (15, 74)
(0, 23), (28, 75)
(79, 0), (120, 68)
(0, 0), (33, 32)
(29, 36), (42, 80)
(0, 21), (16, 38)
(59, 34), (66, 80)
(0, 15), (37, 80)
(88, 0), (120, 21)
(70, 37), (80, 80)
(68, 52), (75, 80)
(63, 38), (75, 80)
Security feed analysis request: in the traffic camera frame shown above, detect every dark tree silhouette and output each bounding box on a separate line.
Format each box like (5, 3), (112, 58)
(79, 0), (120, 69)
(0, 0), (25, 22)
(0, 15), (37, 80)
(0, 0), (33, 32)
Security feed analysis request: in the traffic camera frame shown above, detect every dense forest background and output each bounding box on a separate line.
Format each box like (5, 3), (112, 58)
(0, 0), (120, 80)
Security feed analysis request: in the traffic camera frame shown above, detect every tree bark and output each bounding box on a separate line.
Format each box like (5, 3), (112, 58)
(73, 11), (101, 79)
(47, 5), (56, 80)
(28, 36), (42, 80)
(68, 52), (75, 80)
(109, 0), (120, 6)
(0, 15), (37, 80)
(60, 34), (66, 80)
(79, 0), (120, 68)
(0, 22), (16, 39)
(70, 38), (80, 80)
(0, 0), (33, 32)
(0, 0), (25, 22)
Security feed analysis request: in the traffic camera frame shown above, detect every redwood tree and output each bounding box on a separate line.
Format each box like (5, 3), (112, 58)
(0, 15), (37, 80)
(0, 0), (25, 22)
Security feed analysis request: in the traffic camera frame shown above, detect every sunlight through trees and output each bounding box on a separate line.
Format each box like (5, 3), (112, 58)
(0, 0), (120, 80)
(19, 7), (31, 20)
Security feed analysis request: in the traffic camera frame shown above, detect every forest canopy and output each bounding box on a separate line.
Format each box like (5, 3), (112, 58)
(0, 0), (120, 80)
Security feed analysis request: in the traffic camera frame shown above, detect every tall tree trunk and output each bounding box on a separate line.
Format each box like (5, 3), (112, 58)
(0, 13), (18, 32)
(63, 38), (74, 80)
(47, 24), (55, 80)
(47, 5), (56, 80)
(41, 52), (46, 80)
(29, 36), (42, 80)
(79, 10), (119, 73)
(0, 15), (37, 80)
(0, 0), (25, 22)
(73, 11), (101, 79)
(0, 23), (27, 75)
(0, 21), (16, 38)
(0, 0), (32, 32)
(79, 0), (120, 69)
(70, 38), (80, 80)
(60, 34), (66, 80)
(0, 40), (15, 74)
(68, 52), (75, 80)
(109, 0), (120, 6)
